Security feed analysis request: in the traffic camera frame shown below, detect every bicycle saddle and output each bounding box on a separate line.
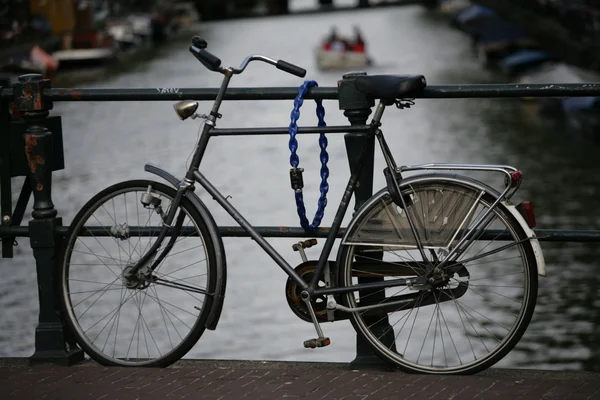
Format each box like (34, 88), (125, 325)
(355, 75), (427, 99)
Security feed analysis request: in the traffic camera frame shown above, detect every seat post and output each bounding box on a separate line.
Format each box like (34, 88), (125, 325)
(370, 101), (386, 126)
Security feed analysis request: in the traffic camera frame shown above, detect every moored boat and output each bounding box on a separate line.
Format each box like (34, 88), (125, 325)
(519, 62), (600, 112)
(107, 20), (140, 51)
(52, 47), (117, 69)
(470, 16), (539, 67)
(499, 49), (554, 76)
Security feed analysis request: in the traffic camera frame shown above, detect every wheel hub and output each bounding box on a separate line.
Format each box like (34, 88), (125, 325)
(411, 262), (465, 291)
(429, 267), (451, 287)
(121, 265), (152, 289)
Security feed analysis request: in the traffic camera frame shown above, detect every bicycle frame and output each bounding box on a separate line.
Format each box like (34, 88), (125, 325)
(133, 57), (526, 300)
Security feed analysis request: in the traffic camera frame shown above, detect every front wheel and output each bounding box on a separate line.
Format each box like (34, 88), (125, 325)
(59, 180), (218, 367)
(337, 175), (538, 374)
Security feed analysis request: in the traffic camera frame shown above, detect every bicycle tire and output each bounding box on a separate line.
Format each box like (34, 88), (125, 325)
(59, 180), (218, 367)
(337, 174), (538, 374)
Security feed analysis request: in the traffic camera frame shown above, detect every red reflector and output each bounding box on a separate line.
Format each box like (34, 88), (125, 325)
(516, 201), (536, 228)
(510, 170), (523, 188)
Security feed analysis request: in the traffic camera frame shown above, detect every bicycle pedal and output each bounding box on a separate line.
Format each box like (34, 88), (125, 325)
(303, 337), (331, 349)
(292, 239), (318, 251)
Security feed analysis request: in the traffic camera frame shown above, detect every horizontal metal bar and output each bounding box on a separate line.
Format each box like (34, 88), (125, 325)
(3, 83), (600, 102)
(2, 226), (600, 242)
(420, 83), (600, 98)
(0, 226), (338, 238)
(9, 87), (338, 102)
(210, 125), (370, 136)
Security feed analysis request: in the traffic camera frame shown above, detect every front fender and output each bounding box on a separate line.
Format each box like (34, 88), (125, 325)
(144, 163), (227, 330)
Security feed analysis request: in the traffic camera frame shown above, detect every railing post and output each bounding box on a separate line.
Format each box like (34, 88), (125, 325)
(1, 78), (12, 258)
(339, 72), (395, 367)
(13, 73), (84, 365)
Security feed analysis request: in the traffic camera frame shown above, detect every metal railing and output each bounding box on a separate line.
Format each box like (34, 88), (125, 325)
(1, 72), (600, 366)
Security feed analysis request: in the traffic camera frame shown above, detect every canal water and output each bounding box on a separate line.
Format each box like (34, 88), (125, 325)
(2, 2), (600, 371)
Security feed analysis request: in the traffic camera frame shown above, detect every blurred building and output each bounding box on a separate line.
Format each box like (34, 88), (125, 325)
(193, 0), (289, 20)
(29, 0), (76, 48)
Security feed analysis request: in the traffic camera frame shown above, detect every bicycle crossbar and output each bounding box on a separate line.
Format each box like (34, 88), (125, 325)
(2, 83), (600, 102)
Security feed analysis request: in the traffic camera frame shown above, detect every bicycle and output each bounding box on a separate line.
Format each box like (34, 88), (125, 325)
(58, 36), (547, 375)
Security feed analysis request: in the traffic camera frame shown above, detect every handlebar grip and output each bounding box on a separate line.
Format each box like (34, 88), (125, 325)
(276, 60), (306, 78)
(191, 36), (207, 49)
(189, 45), (222, 71)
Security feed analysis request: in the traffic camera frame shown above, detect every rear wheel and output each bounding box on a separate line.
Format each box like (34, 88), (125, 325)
(337, 176), (538, 374)
(59, 180), (217, 367)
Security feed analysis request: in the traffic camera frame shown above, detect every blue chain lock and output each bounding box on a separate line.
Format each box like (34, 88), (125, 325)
(288, 80), (329, 232)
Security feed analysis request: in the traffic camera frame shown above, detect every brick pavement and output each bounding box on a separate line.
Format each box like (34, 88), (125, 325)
(1, 359), (600, 400)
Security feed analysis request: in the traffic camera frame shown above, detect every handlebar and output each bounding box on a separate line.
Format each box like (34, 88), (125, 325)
(189, 36), (306, 78)
(275, 59), (306, 77)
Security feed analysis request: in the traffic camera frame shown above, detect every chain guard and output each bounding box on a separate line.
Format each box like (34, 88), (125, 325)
(285, 261), (332, 323)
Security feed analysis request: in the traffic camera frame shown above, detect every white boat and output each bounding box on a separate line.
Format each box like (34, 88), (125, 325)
(128, 13), (153, 39)
(315, 47), (370, 71)
(519, 62), (600, 110)
(107, 21), (141, 50)
(52, 47), (117, 68)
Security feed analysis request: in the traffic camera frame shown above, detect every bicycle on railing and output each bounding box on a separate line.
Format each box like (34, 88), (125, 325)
(58, 37), (546, 375)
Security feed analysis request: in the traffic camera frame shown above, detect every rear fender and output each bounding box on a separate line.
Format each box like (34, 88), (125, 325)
(337, 173), (546, 278)
(502, 201), (546, 277)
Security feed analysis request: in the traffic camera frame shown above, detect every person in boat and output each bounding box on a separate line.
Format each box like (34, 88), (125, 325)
(322, 26), (352, 52)
(351, 25), (372, 65)
(350, 25), (366, 53)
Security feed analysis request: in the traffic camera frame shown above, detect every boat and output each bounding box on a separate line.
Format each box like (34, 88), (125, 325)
(469, 16), (539, 66)
(520, 62), (600, 140)
(316, 26), (372, 71)
(453, 4), (495, 30)
(126, 11), (178, 44)
(107, 20), (141, 51)
(52, 47), (117, 69)
(128, 13), (153, 40)
(315, 47), (370, 71)
(499, 50), (554, 76)
(520, 62), (600, 112)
